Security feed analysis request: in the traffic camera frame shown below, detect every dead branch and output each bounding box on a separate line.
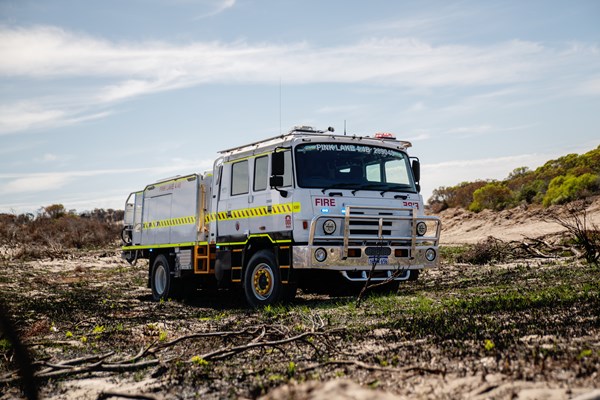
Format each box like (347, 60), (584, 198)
(1, 326), (344, 386)
(518, 241), (555, 259)
(0, 355), (160, 384)
(544, 200), (600, 264)
(197, 329), (339, 361)
(34, 351), (115, 368)
(155, 327), (257, 349)
(356, 248), (384, 307)
(298, 359), (445, 376)
(97, 391), (159, 400)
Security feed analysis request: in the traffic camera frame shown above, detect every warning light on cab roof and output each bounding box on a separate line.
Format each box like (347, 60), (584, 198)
(374, 132), (396, 139)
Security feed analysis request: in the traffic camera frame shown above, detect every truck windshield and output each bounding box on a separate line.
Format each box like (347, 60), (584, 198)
(295, 143), (416, 193)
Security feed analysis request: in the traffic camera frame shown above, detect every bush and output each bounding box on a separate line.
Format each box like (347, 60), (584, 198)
(547, 200), (600, 264)
(469, 182), (514, 212)
(428, 145), (600, 211)
(428, 181), (487, 212)
(542, 173), (600, 207)
(0, 205), (122, 259)
(456, 237), (512, 265)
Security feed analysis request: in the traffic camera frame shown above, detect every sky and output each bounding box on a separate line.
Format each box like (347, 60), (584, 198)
(1, 0), (599, 214)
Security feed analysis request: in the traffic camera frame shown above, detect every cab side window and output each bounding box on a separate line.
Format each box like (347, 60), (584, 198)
(253, 156), (268, 192)
(282, 150), (293, 187)
(231, 160), (249, 196)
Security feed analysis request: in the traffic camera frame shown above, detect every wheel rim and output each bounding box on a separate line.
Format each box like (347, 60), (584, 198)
(252, 263), (274, 301)
(155, 263), (167, 295)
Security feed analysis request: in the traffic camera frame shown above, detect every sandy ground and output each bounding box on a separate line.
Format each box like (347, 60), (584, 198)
(1, 199), (599, 399)
(438, 197), (600, 245)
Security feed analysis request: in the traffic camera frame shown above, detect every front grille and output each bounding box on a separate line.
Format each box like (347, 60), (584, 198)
(365, 246), (391, 256)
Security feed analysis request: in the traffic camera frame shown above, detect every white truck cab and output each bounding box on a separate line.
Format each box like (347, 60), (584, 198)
(122, 126), (440, 307)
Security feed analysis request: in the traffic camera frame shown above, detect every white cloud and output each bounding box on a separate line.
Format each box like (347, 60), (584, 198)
(4, 174), (73, 194)
(1, 25), (599, 135)
(575, 77), (600, 96)
(406, 133), (430, 142)
(316, 105), (365, 114)
(194, 0), (236, 18)
(0, 102), (66, 133)
(420, 153), (547, 201)
(40, 153), (57, 162)
(0, 157), (214, 196)
(408, 102), (425, 112)
(444, 124), (493, 137)
(0, 100), (112, 135)
(0, 26), (580, 86)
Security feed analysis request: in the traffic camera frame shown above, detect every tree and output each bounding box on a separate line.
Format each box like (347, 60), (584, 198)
(469, 182), (514, 212)
(542, 173), (600, 206)
(43, 204), (66, 219)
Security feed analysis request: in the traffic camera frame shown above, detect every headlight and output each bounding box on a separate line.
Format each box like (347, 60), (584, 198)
(314, 248), (327, 262)
(425, 248), (436, 262)
(416, 221), (427, 236)
(323, 219), (336, 235)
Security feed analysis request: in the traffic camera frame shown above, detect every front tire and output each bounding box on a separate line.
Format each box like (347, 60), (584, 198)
(243, 250), (282, 308)
(408, 270), (420, 281)
(151, 254), (181, 301)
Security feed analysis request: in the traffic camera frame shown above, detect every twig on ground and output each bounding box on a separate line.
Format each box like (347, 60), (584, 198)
(97, 391), (159, 400)
(298, 359), (446, 376)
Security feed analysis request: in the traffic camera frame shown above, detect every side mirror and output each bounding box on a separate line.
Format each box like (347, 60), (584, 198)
(269, 176), (284, 188)
(270, 151), (287, 197)
(411, 159), (420, 184)
(272, 151), (285, 176)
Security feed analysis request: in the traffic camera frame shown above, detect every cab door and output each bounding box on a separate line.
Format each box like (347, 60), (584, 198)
(218, 159), (250, 243)
(248, 155), (270, 234)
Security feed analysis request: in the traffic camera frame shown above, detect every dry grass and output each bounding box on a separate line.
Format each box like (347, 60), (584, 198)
(0, 245), (598, 399)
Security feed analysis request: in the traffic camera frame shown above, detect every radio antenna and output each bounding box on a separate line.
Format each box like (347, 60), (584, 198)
(344, 120), (347, 135)
(279, 78), (282, 134)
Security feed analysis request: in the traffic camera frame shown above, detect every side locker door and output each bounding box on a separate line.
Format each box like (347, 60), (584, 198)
(132, 192), (143, 245)
(208, 165), (221, 244)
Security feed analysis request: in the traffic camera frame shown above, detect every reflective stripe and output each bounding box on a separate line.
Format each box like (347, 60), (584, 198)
(203, 202), (301, 223)
(142, 215), (197, 230)
(122, 241), (200, 250)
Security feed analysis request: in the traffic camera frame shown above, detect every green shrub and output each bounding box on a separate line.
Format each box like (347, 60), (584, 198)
(469, 182), (514, 212)
(428, 145), (600, 211)
(542, 173), (600, 206)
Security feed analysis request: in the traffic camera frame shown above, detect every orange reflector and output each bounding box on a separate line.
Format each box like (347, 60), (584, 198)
(395, 249), (408, 257)
(347, 248), (361, 258)
(302, 221), (308, 229)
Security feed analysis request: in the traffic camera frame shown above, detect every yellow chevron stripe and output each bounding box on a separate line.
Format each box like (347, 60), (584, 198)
(204, 202), (301, 222)
(142, 215), (197, 230)
(144, 202), (302, 229)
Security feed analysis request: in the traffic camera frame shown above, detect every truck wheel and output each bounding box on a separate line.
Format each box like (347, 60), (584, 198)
(408, 270), (420, 281)
(151, 255), (181, 301)
(244, 250), (282, 308)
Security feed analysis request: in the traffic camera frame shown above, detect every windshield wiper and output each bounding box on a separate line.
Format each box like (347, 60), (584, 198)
(350, 183), (388, 195)
(320, 183), (357, 194)
(379, 184), (413, 196)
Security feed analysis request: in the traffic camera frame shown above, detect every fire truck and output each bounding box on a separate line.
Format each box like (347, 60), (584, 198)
(121, 126), (440, 307)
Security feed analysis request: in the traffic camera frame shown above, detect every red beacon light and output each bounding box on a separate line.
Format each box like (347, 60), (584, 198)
(374, 132), (396, 140)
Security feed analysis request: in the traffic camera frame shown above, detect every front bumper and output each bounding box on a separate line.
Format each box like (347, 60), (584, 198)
(292, 244), (438, 270)
(293, 204), (441, 279)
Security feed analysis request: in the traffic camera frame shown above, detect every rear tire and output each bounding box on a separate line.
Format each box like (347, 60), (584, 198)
(243, 250), (282, 308)
(151, 254), (182, 301)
